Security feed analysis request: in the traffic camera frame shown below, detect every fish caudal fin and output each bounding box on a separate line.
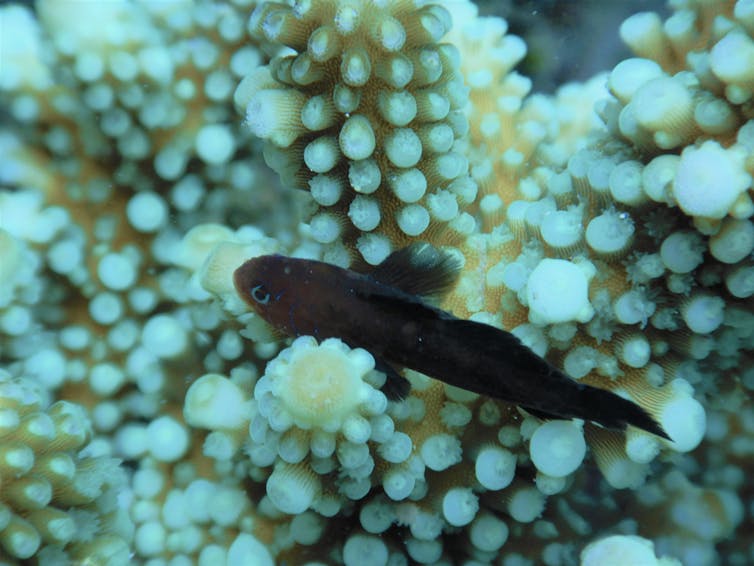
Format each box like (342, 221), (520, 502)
(579, 386), (670, 440)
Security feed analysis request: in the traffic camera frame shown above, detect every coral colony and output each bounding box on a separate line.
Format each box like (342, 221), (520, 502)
(0, 0), (751, 565)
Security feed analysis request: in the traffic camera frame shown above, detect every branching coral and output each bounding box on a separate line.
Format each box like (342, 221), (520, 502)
(0, 372), (130, 562)
(237, 0), (476, 265)
(0, 0), (752, 565)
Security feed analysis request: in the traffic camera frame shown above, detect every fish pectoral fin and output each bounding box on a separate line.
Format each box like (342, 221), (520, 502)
(374, 357), (411, 401)
(240, 315), (288, 343)
(382, 372), (411, 401)
(261, 323), (288, 342)
(368, 242), (462, 301)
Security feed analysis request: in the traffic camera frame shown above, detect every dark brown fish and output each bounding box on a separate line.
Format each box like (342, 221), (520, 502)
(234, 243), (669, 439)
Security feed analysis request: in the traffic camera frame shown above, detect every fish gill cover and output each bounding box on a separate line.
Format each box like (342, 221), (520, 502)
(0, 0), (751, 565)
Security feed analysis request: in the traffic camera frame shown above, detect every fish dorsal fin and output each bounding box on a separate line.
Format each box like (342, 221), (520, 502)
(369, 243), (462, 300)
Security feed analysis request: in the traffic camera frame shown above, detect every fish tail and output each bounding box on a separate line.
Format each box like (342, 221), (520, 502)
(579, 385), (670, 440)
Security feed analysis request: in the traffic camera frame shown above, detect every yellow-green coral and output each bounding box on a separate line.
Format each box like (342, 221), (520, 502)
(0, 0), (752, 564)
(0, 372), (130, 562)
(237, 0), (476, 265)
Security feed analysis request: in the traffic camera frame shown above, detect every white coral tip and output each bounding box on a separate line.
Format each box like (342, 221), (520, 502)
(184, 373), (251, 430)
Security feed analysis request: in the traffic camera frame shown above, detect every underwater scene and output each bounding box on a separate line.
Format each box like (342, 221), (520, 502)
(0, 0), (752, 564)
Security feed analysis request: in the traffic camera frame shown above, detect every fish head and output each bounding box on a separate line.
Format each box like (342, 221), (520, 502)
(233, 254), (307, 334)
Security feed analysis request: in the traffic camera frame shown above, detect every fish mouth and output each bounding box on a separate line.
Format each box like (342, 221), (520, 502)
(233, 258), (261, 309)
(232, 265), (244, 291)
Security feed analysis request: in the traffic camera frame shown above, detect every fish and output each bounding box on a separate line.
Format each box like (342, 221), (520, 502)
(233, 242), (670, 439)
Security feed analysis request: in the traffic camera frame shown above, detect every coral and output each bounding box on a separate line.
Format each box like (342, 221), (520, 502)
(0, 372), (131, 562)
(581, 534), (682, 566)
(126, 458), (275, 562)
(0, 0), (752, 565)
(238, 0), (476, 265)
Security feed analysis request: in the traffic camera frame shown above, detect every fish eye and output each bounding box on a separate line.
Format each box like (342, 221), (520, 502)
(251, 284), (271, 305)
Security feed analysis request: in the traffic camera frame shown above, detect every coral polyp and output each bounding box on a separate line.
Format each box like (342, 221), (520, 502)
(238, 0), (475, 265)
(257, 336), (381, 431)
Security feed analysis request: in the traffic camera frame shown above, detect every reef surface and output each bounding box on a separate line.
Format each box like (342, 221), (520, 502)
(0, 1), (752, 565)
